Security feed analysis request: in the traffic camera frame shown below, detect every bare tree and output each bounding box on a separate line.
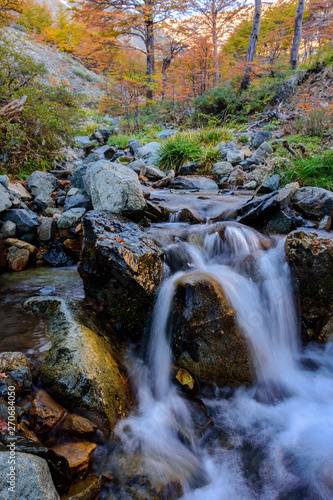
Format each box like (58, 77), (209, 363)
(290, 0), (306, 69)
(241, 0), (262, 91)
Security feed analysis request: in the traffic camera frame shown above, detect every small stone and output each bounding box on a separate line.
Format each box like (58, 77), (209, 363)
(63, 239), (81, 255)
(128, 159), (147, 175)
(145, 165), (165, 181)
(30, 389), (66, 434)
(8, 246), (30, 271)
(251, 130), (272, 149)
(0, 183), (12, 213)
(67, 188), (81, 196)
(27, 171), (59, 197)
(176, 368), (195, 390)
(57, 208), (86, 229)
(211, 161), (234, 177)
(241, 146), (252, 158)
(63, 194), (92, 212)
(50, 442), (97, 475)
(318, 215), (332, 231)
(226, 150), (245, 165)
(243, 180), (257, 190)
(8, 181), (32, 201)
(62, 476), (102, 500)
(2, 209), (38, 236)
(59, 414), (98, 437)
(45, 207), (63, 217)
(1, 220), (16, 238)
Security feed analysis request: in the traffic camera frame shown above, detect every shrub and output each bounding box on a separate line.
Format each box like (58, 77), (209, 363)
(0, 33), (80, 176)
(157, 134), (202, 172)
(193, 84), (240, 124)
(294, 109), (333, 137)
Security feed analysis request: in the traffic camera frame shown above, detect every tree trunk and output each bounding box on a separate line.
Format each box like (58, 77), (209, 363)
(290, 0), (306, 69)
(145, 2), (155, 102)
(212, 12), (219, 88)
(241, 0), (262, 91)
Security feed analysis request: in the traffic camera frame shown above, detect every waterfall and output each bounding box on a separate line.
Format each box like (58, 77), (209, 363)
(114, 221), (333, 500)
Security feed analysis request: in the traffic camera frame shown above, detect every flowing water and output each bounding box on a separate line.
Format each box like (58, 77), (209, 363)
(108, 221), (333, 500)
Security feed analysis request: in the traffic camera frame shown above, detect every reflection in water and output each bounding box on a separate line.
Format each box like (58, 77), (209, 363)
(0, 266), (84, 357)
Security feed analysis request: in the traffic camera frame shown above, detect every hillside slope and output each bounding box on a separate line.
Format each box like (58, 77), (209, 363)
(5, 25), (105, 106)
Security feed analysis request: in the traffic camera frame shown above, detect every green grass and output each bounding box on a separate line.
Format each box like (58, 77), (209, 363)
(276, 149), (333, 191)
(157, 134), (202, 172)
(195, 127), (234, 146)
(199, 146), (222, 173)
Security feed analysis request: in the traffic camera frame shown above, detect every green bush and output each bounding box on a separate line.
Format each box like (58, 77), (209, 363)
(157, 134), (202, 172)
(0, 34), (80, 176)
(294, 109), (333, 137)
(192, 84), (240, 124)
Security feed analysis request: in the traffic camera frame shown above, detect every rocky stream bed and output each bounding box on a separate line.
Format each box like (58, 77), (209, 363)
(0, 127), (333, 499)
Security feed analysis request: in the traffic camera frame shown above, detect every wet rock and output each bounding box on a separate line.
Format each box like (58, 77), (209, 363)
(8, 181), (32, 201)
(152, 169), (175, 189)
(180, 161), (198, 176)
(30, 389), (66, 434)
(170, 272), (254, 387)
(8, 366), (32, 392)
(211, 161), (233, 177)
(251, 130), (273, 149)
(63, 194), (92, 212)
(0, 452), (60, 499)
(292, 186), (333, 220)
(2, 209), (38, 236)
(24, 297), (133, 436)
(263, 208), (297, 234)
(226, 149), (245, 165)
(318, 215), (332, 231)
(259, 174), (280, 193)
(43, 242), (75, 266)
(0, 435), (71, 495)
(314, 315), (333, 343)
(7, 246), (30, 271)
(0, 183), (12, 213)
(59, 414), (98, 438)
(172, 208), (203, 224)
(79, 211), (163, 337)
(63, 238), (81, 257)
(169, 176), (218, 190)
(57, 208), (86, 229)
(90, 129), (113, 145)
(238, 185), (294, 227)
(0, 235), (6, 267)
(27, 171), (59, 197)
(286, 231), (333, 319)
(94, 144), (116, 159)
(51, 442), (97, 475)
(38, 216), (57, 242)
(62, 476), (102, 500)
(0, 352), (30, 372)
(145, 201), (167, 222)
(85, 161), (146, 214)
(128, 158), (146, 175)
(1, 220), (16, 238)
(145, 165), (165, 181)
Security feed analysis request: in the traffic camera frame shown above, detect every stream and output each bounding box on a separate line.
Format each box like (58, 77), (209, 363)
(1, 190), (333, 499)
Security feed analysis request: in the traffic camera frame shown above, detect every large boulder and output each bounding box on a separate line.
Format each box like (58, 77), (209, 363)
(79, 211), (163, 337)
(286, 231), (333, 320)
(169, 176), (218, 190)
(85, 160), (146, 214)
(169, 273), (254, 387)
(0, 452), (60, 500)
(238, 183), (298, 227)
(292, 186), (333, 220)
(24, 297), (133, 437)
(26, 171), (59, 197)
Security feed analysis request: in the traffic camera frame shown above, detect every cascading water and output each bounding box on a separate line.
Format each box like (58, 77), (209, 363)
(111, 221), (333, 500)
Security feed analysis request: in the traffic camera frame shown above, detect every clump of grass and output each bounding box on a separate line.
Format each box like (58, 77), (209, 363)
(157, 134), (202, 172)
(107, 134), (133, 149)
(295, 109), (333, 137)
(199, 146), (222, 173)
(278, 150), (333, 191)
(195, 127), (234, 146)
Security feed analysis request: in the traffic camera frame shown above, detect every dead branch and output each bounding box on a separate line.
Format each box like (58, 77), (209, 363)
(0, 96), (27, 123)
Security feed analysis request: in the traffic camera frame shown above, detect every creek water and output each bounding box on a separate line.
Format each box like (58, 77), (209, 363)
(109, 220), (333, 500)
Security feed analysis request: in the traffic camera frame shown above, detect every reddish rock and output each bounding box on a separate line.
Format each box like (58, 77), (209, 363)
(7, 246), (30, 271)
(51, 441), (97, 475)
(30, 389), (66, 434)
(59, 414), (98, 438)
